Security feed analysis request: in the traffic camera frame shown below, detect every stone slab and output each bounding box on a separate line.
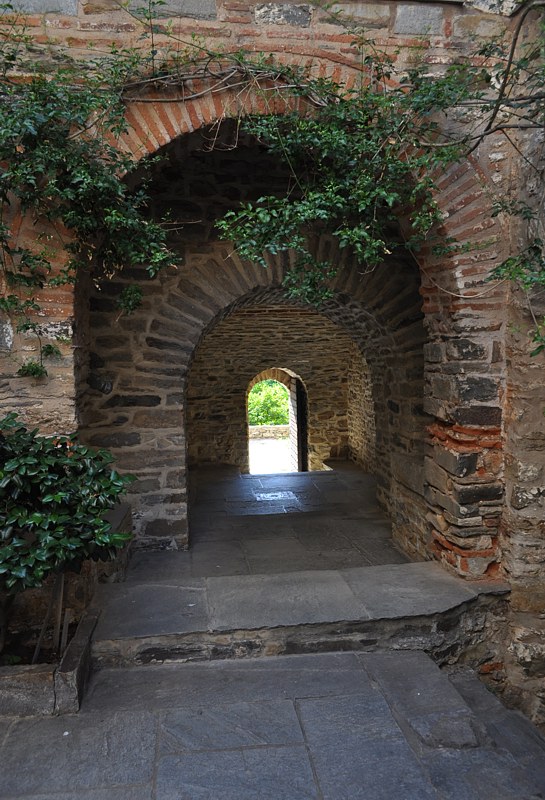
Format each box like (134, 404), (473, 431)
(190, 541), (249, 577)
(308, 736), (438, 800)
(0, 664), (55, 717)
(156, 746), (319, 799)
(2, 789), (153, 800)
(3, 651), (545, 799)
(394, 4), (444, 34)
(0, 710), (156, 795)
(159, 699), (303, 752)
(129, 0), (216, 18)
(2, 0), (77, 14)
(84, 652), (367, 712)
(93, 582), (208, 639)
(341, 562), (478, 617)
(207, 570), (368, 630)
(422, 748), (543, 799)
(297, 693), (404, 747)
(125, 550), (193, 584)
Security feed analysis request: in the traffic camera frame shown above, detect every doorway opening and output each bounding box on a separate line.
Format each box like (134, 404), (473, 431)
(247, 368), (308, 474)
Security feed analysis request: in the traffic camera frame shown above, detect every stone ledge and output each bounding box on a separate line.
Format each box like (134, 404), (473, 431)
(0, 608), (98, 717)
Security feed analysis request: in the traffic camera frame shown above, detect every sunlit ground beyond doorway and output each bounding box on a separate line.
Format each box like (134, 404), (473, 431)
(249, 437), (292, 474)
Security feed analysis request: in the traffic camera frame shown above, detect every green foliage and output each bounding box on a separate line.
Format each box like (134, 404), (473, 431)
(216, 53), (486, 302)
(117, 284), (144, 315)
(216, 8), (545, 311)
(16, 360), (47, 378)
(248, 380), (289, 426)
(1, 0), (545, 346)
(0, 6), (176, 338)
(0, 413), (133, 595)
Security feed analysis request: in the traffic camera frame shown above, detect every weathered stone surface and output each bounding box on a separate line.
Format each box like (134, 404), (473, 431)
(88, 432), (141, 448)
(255, 3), (311, 26)
(335, 2), (390, 25)
(451, 406), (502, 427)
(129, 0), (216, 18)
(0, 664), (55, 717)
(459, 376), (499, 402)
(103, 394), (161, 408)
(3, 0), (77, 13)
(144, 518), (187, 538)
(433, 447), (478, 479)
(394, 4), (444, 35)
(0, 710), (157, 795)
(0, 319), (13, 351)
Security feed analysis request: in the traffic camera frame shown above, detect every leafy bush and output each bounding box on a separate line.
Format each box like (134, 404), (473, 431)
(248, 380), (289, 425)
(0, 413), (133, 596)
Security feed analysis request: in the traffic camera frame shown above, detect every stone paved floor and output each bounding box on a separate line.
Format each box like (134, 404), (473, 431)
(3, 463), (545, 798)
(2, 651), (545, 799)
(185, 462), (409, 575)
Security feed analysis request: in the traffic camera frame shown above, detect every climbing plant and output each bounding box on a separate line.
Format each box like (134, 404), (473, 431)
(0, 5), (177, 372)
(0, 0), (545, 349)
(218, 3), (545, 307)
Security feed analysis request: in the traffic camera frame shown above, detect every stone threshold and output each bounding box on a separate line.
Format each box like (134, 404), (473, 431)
(91, 562), (510, 670)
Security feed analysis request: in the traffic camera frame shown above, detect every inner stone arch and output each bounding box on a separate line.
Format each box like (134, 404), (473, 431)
(185, 294), (382, 475)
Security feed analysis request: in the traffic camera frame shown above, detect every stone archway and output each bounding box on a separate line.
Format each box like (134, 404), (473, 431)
(246, 367), (308, 474)
(72, 85), (509, 579)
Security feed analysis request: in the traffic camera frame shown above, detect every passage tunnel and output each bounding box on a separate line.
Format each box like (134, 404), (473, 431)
(76, 122), (431, 559)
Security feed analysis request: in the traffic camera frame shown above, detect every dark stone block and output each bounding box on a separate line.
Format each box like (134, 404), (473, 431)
(88, 432), (141, 448)
(447, 339), (487, 360)
(451, 406), (502, 427)
(424, 342), (444, 363)
(145, 518), (188, 537)
(140, 493), (186, 507)
(89, 297), (117, 312)
(95, 335), (130, 349)
(89, 352), (105, 369)
(459, 377), (498, 402)
(434, 448), (478, 478)
(145, 336), (191, 353)
(455, 483), (503, 504)
(103, 395), (162, 408)
(130, 478), (162, 492)
(387, 400), (400, 413)
(88, 373), (113, 395)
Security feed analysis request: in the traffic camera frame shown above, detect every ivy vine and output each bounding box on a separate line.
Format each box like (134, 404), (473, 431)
(0, 0), (545, 360)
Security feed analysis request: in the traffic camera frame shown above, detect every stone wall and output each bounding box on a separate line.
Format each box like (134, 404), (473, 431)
(0, 0), (514, 578)
(347, 351), (376, 473)
(186, 305), (353, 472)
(249, 425), (289, 440)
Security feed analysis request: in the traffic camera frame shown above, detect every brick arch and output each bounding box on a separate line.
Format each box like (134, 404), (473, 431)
(248, 367), (296, 392)
(121, 77), (508, 301)
(80, 96), (509, 576)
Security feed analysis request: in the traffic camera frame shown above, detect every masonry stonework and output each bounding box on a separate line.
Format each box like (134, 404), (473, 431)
(1, 0), (545, 722)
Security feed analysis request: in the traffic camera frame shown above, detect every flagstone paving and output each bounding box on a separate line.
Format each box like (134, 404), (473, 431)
(2, 463), (545, 798)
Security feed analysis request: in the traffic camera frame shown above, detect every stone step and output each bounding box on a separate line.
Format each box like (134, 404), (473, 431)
(90, 562), (509, 669)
